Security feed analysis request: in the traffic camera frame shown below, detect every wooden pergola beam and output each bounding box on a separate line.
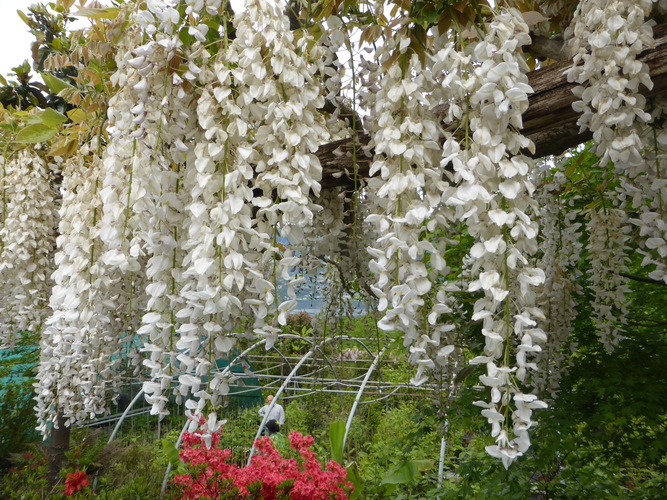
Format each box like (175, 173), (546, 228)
(318, 23), (667, 189)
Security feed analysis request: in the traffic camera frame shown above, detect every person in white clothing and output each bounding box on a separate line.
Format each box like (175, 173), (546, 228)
(258, 394), (285, 430)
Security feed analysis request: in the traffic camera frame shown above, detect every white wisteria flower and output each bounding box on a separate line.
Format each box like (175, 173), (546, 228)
(438, 8), (547, 467)
(586, 208), (631, 351)
(0, 150), (57, 349)
(533, 164), (582, 399)
(35, 154), (122, 430)
(364, 30), (459, 389)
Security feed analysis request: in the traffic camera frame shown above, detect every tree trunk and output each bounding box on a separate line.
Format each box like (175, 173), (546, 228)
(47, 413), (71, 489)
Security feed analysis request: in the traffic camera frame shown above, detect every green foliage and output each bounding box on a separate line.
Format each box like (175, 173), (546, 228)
(436, 332), (667, 499)
(214, 406), (263, 465)
(13, 123), (56, 143)
(95, 440), (167, 500)
(0, 446), (49, 500)
(0, 343), (39, 468)
(0, 425), (168, 499)
(381, 458), (432, 486)
(439, 431), (667, 499)
(285, 311), (314, 335)
(40, 72), (75, 95)
(284, 392), (346, 440)
(72, 7), (122, 20)
(329, 420), (346, 463)
(162, 439), (182, 469)
(352, 400), (441, 497)
(345, 462), (366, 500)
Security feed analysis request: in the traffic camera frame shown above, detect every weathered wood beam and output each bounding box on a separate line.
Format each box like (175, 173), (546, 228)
(319, 22), (667, 190)
(525, 22), (667, 157)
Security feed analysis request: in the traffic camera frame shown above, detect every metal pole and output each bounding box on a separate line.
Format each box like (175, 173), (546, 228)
(247, 348), (319, 465)
(219, 334), (312, 378)
(438, 434), (446, 484)
(437, 419), (449, 498)
(342, 347), (386, 451)
(107, 389), (145, 444)
(160, 418), (191, 497)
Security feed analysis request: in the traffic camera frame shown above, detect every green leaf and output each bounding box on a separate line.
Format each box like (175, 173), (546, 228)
(13, 123), (58, 144)
(73, 8), (121, 19)
(329, 420), (346, 464)
(41, 73), (75, 94)
(25, 114), (44, 125)
(178, 27), (193, 46)
(12, 61), (31, 78)
(16, 10), (30, 26)
(381, 459), (432, 485)
(346, 463), (366, 500)
(67, 108), (87, 124)
(40, 108), (68, 128)
(162, 439), (181, 468)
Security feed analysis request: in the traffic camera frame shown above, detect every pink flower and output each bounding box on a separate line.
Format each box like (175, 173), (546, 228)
(169, 431), (353, 499)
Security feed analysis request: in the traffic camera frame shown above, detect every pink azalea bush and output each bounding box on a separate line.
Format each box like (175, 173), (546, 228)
(169, 431), (352, 499)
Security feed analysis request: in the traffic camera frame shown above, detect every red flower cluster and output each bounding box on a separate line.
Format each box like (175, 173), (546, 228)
(64, 470), (90, 496)
(170, 431), (352, 500)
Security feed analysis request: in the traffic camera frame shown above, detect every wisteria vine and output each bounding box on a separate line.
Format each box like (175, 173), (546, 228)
(0, 0), (663, 468)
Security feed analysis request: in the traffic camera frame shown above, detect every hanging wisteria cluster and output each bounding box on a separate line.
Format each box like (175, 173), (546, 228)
(566, 0), (666, 348)
(0, 150), (57, 349)
(533, 164), (582, 399)
(34, 154), (122, 428)
(437, 9), (547, 467)
(0, 0), (666, 467)
(635, 96), (667, 283)
(364, 35), (458, 388)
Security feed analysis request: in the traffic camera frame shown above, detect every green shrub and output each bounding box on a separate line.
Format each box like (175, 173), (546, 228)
(215, 406), (261, 465)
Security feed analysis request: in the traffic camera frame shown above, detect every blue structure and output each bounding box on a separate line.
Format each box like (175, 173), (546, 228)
(0, 344), (40, 457)
(0, 344), (37, 390)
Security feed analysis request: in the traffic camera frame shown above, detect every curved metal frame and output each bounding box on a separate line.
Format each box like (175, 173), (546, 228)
(247, 336), (338, 465)
(219, 334), (345, 396)
(102, 333), (428, 496)
(103, 333), (350, 445)
(107, 389), (146, 444)
(342, 347), (386, 451)
(160, 418), (192, 497)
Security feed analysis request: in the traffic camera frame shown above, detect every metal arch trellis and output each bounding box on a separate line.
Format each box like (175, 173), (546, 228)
(219, 333), (344, 394)
(247, 335), (354, 465)
(106, 334), (384, 448)
(246, 340), (395, 465)
(100, 333), (439, 497)
(220, 334), (381, 403)
(104, 338), (281, 448)
(241, 335), (448, 480)
(156, 334), (385, 495)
